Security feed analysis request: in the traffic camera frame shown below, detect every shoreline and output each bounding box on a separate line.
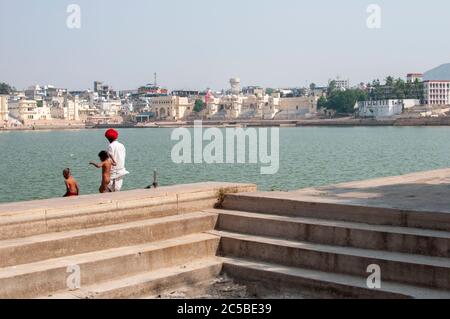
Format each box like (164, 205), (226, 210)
(2, 117), (450, 131)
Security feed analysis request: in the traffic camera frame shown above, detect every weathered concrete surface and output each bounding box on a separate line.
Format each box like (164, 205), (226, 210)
(222, 169), (450, 231)
(215, 170), (450, 298)
(291, 168), (450, 213)
(0, 182), (254, 299)
(0, 212), (218, 268)
(211, 209), (450, 258)
(0, 234), (220, 299)
(3, 173), (450, 299)
(0, 182), (255, 240)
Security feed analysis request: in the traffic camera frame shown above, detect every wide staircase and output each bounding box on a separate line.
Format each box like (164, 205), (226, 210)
(0, 183), (254, 299)
(209, 191), (450, 299)
(1, 185), (450, 299)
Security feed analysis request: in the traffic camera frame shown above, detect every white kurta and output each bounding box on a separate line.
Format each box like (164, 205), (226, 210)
(107, 141), (129, 191)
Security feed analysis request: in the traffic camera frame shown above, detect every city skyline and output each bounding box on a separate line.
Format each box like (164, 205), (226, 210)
(1, 0), (450, 91)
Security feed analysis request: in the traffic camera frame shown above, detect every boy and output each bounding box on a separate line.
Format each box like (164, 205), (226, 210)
(90, 151), (113, 193)
(63, 168), (79, 197)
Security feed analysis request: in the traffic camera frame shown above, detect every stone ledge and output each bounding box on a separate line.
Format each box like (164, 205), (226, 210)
(0, 182), (256, 226)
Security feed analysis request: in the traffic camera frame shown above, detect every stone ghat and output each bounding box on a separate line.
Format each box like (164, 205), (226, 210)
(1, 174), (450, 299)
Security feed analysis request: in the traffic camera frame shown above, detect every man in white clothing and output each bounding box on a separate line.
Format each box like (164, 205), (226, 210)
(105, 129), (129, 192)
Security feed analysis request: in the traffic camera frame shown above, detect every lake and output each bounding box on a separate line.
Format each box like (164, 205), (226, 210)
(0, 127), (449, 203)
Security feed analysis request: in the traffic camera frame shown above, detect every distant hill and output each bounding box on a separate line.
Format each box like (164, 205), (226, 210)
(424, 63), (450, 81)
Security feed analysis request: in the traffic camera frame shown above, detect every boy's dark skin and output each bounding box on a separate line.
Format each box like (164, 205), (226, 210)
(90, 151), (113, 193)
(63, 168), (79, 197)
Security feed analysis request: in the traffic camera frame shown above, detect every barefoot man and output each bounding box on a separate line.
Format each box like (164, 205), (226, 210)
(105, 129), (129, 192)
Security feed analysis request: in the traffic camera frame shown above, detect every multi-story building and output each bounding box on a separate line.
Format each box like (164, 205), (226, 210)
(150, 96), (193, 120)
(0, 95), (8, 124)
(138, 85), (168, 97)
(9, 99), (52, 123)
(172, 90), (200, 98)
(407, 73), (424, 83)
(423, 81), (450, 105)
(330, 77), (350, 91)
(277, 96), (319, 118)
(94, 81), (116, 100)
(99, 100), (122, 117)
(242, 86), (264, 97)
(356, 99), (420, 118)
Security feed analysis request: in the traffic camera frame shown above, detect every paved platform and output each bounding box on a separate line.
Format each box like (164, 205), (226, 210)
(291, 168), (450, 214)
(0, 182), (256, 217)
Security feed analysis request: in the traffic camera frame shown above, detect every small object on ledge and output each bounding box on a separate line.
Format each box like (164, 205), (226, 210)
(146, 170), (159, 189)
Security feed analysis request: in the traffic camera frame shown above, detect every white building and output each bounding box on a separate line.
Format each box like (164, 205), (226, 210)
(99, 100), (122, 117)
(356, 99), (420, 118)
(407, 73), (423, 83)
(150, 96), (193, 120)
(423, 81), (450, 105)
(330, 77), (350, 91)
(0, 95), (8, 124)
(9, 99), (52, 123)
(206, 79), (318, 120)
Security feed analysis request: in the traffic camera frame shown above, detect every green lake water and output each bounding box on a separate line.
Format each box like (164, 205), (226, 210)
(0, 127), (449, 203)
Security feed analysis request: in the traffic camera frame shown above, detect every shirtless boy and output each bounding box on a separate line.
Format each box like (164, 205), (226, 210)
(63, 168), (79, 197)
(90, 151), (113, 193)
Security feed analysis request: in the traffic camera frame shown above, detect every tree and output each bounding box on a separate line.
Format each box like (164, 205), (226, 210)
(265, 88), (276, 96)
(309, 83), (317, 91)
(317, 96), (327, 110)
(0, 82), (14, 95)
(325, 89), (367, 114)
(327, 80), (337, 96)
(193, 99), (206, 113)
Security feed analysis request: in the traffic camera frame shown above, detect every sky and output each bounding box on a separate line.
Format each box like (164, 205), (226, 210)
(0, 0), (449, 91)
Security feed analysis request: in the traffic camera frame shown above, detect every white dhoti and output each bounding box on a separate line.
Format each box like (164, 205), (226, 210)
(107, 176), (125, 192)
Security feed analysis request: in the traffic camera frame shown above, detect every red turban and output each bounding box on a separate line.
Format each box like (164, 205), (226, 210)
(105, 129), (119, 141)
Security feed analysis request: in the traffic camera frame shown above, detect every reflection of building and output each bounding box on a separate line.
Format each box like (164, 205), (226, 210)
(423, 81), (450, 105)
(0, 95), (8, 123)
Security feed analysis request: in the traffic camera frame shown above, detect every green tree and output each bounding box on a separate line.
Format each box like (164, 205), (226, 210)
(325, 89), (367, 114)
(265, 88), (275, 96)
(0, 82), (14, 95)
(327, 80), (337, 96)
(193, 99), (205, 113)
(317, 96), (327, 110)
(309, 83), (317, 91)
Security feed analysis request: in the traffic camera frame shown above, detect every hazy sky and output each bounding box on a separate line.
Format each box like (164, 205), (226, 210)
(1, 0), (449, 91)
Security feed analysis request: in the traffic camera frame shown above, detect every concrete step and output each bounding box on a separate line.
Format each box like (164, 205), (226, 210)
(211, 209), (450, 258)
(222, 192), (450, 231)
(0, 233), (220, 299)
(221, 257), (450, 299)
(0, 212), (218, 268)
(213, 230), (450, 290)
(0, 182), (255, 240)
(41, 258), (223, 299)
